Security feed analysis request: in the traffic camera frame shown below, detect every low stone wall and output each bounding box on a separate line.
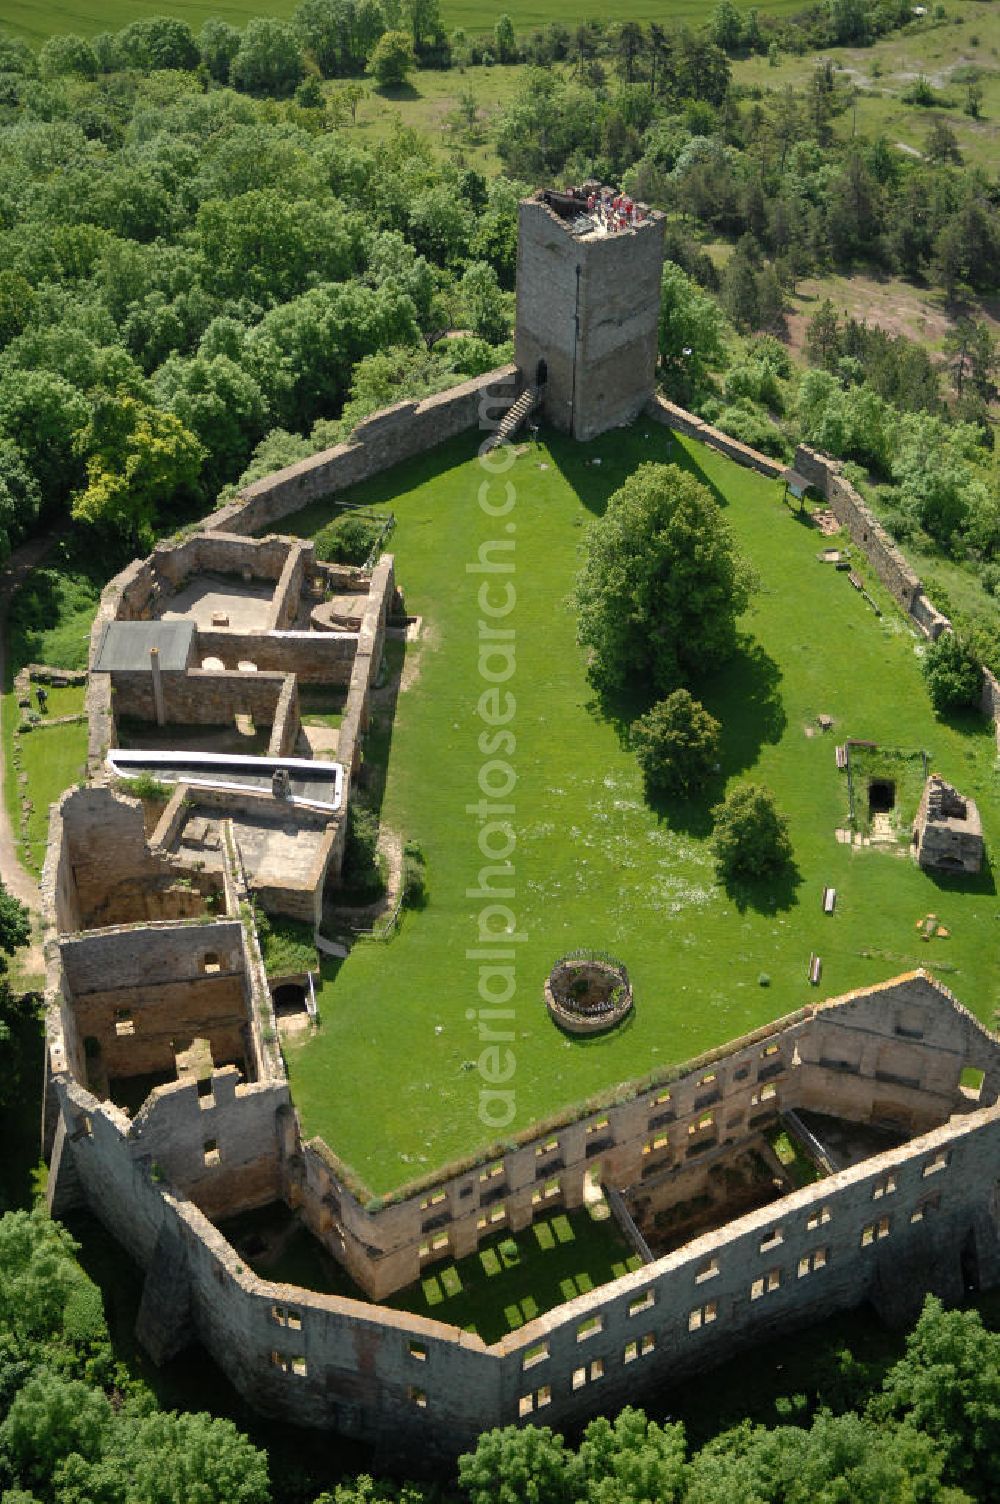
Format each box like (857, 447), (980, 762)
(265, 541), (312, 632)
(267, 674), (301, 759)
(981, 668), (1000, 750)
(193, 629), (357, 686)
(793, 446), (951, 640)
(113, 666), (291, 730)
(207, 367), (519, 537)
(336, 555), (395, 782)
(646, 396), (784, 478)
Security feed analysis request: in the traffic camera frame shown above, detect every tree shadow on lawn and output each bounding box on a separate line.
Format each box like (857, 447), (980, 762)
(721, 857), (803, 917)
(586, 635), (787, 841)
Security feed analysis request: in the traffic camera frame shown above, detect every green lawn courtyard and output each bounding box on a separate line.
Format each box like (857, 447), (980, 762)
(218, 1200), (641, 1344)
(277, 423), (1000, 1197)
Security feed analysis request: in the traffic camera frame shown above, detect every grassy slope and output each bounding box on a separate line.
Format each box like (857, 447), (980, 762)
(1, 0), (806, 46)
(280, 424), (1000, 1195)
(734, 3), (1000, 173)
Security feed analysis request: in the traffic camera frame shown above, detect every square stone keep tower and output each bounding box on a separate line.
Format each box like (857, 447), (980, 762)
(515, 189), (666, 442)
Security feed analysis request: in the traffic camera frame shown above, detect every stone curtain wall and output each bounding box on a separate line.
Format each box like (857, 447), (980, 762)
(208, 367), (518, 538)
(646, 396), (784, 478)
(293, 973), (999, 1301)
(47, 1056), (1000, 1458)
(793, 445), (952, 638)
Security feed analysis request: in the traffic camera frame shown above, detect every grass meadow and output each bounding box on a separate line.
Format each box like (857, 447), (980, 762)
(0, 0), (807, 47)
(279, 424), (1000, 1196)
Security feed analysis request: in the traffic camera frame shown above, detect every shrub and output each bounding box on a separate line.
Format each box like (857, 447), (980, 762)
(921, 632), (983, 715)
(313, 513), (385, 566)
(342, 803), (385, 900)
(402, 840), (428, 908)
(631, 690), (721, 797)
(117, 772), (170, 802)
(711, 783), (793, 881)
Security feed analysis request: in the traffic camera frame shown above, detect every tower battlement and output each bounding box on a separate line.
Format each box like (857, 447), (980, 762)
(514, 187), (666, 441)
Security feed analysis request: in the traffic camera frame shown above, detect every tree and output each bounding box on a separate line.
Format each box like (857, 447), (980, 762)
(0, 1374), (110, 1490)
(294, 0), (362, 76)
(198, 19), (241, 82)
(657, 261), (725, 404)
(720, 243), (760, 332)
(494, 14), (516, 63)
(405, 0), (441, 50)
(458, 1425), (581, 1504)
(877, 1296), (1000, 1495)
(710, 0), (744, 54)
(805, 299), (841, 371)
(920, 632), (982, 715)
(230, 19), (305, 97)
(341, 80), (368, 122)
(116, 17), (200, 71)
(0, 370), (90, 507)
(575, 463), (755, 697)
(0, 441), (41, 563)
(925, 118), (962, 165)
(368, 29), (414, 87)
(38, 34), (98, 79)
(578, 1408), (686, 1503)
(407, 184), (473, 264)
(631, 691), (721, 798)
(711, 783), (793, 880)
(71, 392), (205, 547)
(0, 272), (33, 352)
(459, 261), (510, 344)
(155, 354), (269, 490)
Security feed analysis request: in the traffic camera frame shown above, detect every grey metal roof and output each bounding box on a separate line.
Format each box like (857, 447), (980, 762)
(92, 620), (195, 674)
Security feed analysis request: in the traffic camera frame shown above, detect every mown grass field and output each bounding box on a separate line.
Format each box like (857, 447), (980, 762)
(0, 0), (807, 47)
(280, 423), (1000, 1196)
(2, 687), (87, 876)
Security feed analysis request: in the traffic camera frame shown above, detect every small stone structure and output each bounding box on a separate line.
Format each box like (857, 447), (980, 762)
(913, 776), (984, 875)
(544, 951), (633, 1034)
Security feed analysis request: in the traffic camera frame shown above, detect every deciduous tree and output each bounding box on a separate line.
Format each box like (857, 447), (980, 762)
(575, 463), (755, 696)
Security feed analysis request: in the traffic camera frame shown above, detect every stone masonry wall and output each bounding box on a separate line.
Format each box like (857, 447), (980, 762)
(112, 667), (291, 730)
(647, 396), (783, 477)
(514, 200), (665, 441)
(793, 445), (951, 638)
(192, 629), (357, 685)
(293, 973), (999, 1300)
(574, 214), (667, 440)
(48, 1061), (1000, 1458)
(207, 368), (518, 538)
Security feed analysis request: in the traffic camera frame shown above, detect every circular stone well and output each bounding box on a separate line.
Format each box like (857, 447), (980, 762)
(544, 951), (633, 1035)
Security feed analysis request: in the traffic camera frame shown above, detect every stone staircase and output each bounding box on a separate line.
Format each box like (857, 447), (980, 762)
(481, 385), (539, 454)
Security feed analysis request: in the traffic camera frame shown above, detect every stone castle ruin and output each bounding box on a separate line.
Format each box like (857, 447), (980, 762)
(39, 190), (1000, 1460)
(913, 776), (984, 876)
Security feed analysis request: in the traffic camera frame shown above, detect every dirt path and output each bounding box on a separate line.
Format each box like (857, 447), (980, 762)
(0, 531), (63, 974)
